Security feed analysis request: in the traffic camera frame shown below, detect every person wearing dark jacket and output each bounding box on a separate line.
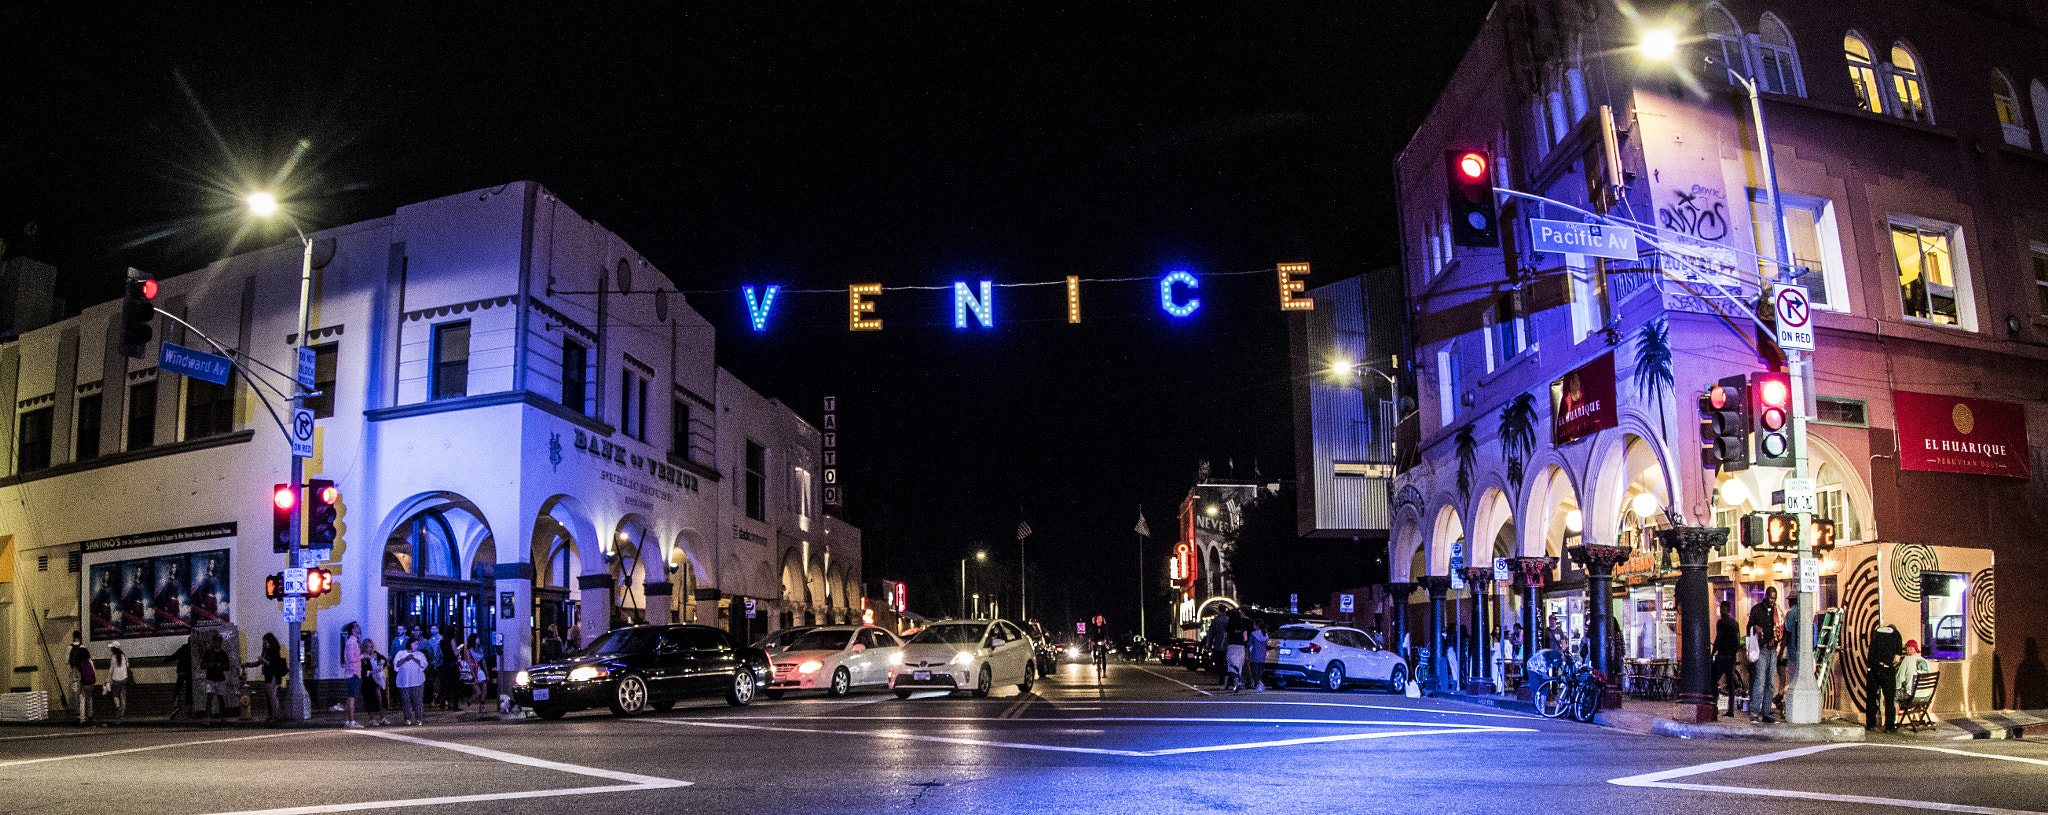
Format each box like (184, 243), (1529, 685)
(1711, 601), (1743, 716)
(1864, 622), (1906, 733)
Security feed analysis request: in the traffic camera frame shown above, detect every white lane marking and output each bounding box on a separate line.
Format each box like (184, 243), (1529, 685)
(0, 731), (300, 767)
(0, 731), (94, 743)
(639, 716), (1529, 757)
(191, 730), (691, 815)
(1128, 665), (1213, 696)
(706, 715), (1529, 727)
(1609, 742), (2048, 815)
(1101, 699), (1542, 721)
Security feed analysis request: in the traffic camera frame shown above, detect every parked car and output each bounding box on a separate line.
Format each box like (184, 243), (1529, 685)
(514, 624), (772, 718)
(765, 625), (904, 698)
(1023, 621), (1061, 676)
(753, 626), (817, 654)
(888, 618), (1038, 698)
(1159, 638), (1202, 668)
(1267, 623), (1407, 692)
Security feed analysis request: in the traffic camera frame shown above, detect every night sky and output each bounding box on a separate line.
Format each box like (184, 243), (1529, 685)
(3, 4), (1493, 631)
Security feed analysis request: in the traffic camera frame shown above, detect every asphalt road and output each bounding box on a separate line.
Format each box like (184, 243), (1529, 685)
(5, 659), (2046, 815)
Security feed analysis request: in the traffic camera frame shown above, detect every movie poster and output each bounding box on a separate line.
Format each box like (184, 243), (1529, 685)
(89, 564), (121, 640)
(151, 554), (192, 635)
(186, 550), (231, 625)
(120, 560), (156, 636)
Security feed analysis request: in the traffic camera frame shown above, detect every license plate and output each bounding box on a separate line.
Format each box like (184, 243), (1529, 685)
(1279, 648), (1292, 655)
(913, 671), (931, 681)
(532, 689), (549, 701)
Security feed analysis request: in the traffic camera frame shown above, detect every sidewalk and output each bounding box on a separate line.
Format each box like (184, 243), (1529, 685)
(1431, 688), (2048, 742)
(11, 703), (522, 729)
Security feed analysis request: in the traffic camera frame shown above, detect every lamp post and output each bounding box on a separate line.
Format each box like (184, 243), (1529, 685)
(959, 550), (986, 619)
(248, 191), (317, 721)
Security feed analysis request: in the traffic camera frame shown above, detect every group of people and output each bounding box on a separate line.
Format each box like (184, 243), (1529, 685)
(1202, 609), (1271, 693)
(339, 622), (490, 728)
(69, 629), (264, 725)
(1709, 587), (1936, 730)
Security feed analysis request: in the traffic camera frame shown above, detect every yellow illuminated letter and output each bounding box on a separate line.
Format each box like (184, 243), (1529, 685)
(1066, 276), (1082, 323)
(849, 284), (883, 330)
(1278, 262), (1313, 311)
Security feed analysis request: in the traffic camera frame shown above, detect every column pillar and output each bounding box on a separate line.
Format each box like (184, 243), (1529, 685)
(576, 574), (614, 644)
(1660, 526), (1728, 723)
(1382, 582), (1415, 668)
(644, 581), (674, 625)
(1417, 576), (1452, 692)
(1567, 544), (1632, 683)
(1510, 558), (1550, 662)
(1463, 567), (1496, 693)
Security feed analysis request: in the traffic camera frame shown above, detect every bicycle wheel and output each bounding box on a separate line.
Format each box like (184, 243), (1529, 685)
(1571, 678), (1601, 723)
(1533, 678), (1571, 718)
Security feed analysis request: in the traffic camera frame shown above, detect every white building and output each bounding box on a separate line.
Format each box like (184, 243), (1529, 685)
(0, 181), (861, 706)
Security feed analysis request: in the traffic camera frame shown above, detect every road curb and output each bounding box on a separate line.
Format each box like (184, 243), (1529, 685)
(1649, 717), (1866, 742)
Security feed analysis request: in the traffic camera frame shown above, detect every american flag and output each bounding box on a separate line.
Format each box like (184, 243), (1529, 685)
(1016, 520), (1032, 540)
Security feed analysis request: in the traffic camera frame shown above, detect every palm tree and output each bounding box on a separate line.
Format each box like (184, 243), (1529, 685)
(1455, 425), (1477, 506)
(1499, 393), (1538, 494)
(1633, 318), (1675, 444)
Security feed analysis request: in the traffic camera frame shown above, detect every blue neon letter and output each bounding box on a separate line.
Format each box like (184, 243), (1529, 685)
(742, 285), (780, 332)
(954, 280), (995, 328)
(1160, 271), (1200, 317)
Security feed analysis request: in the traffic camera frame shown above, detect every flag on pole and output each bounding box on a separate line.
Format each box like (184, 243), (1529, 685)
(1017, 520), (1032, 541)
(1134, 509), (1151, 538)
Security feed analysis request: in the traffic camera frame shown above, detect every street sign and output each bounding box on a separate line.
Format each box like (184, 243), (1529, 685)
(1773, 285), (1815, 351)
(159, 342), (233, 385)
(290, 408), (316, 458)
(1799, 556), (1821, 594)
(1449, 540), (1465, 590)
(744, 598), (757, 617)
(283, 567), (309, 596)
(1338, 594), (1354, 613)
(1528, 217), (1638, 261)
(282, 595), (306, 623)
(1783, 477), (1817, 513)
(1494, 557), (1511, 582)
(1290, 593), (1300, 613)
(297, 346), (318, 389)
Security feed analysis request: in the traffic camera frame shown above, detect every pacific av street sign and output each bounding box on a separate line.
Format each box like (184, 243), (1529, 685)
(1529, 217), (1638, 261)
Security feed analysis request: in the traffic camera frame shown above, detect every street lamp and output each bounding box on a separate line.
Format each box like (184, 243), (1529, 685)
(247, 190), (321, 721)
(1641, 33), (1821, 725)
(959, 550), (985, 619)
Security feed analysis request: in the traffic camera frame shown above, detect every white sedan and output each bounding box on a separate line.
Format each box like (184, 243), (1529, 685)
(1268, 624), (1409, 692)
(888, 618), (1038, 698)
(766, 626), (904, 697)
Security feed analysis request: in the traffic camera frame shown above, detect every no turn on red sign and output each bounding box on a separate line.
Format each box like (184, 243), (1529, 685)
(1773, 285), (1815, 351)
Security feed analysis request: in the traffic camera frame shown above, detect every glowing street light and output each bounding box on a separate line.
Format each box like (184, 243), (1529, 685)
(1638, 28), (1678, 62)
(246, 191), (279, 217)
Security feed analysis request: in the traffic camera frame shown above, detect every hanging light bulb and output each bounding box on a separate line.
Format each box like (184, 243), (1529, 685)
(1718, 478), (1751, 507)
(1564, 509), (1583, 533)
(1630, 492), (1660, 519)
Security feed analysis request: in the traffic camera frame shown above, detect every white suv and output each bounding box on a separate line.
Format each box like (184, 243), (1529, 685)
(1268, 624), (1408, 692)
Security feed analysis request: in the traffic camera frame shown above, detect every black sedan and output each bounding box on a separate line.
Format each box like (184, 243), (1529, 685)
(513, 624), (771, 718)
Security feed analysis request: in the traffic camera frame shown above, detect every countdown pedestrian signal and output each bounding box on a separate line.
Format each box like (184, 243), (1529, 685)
(1750, 371), (1795, 467)
(265, 572), (286, 600)
(305, 567), (334, 597)
(1742, 513), (1837, 554)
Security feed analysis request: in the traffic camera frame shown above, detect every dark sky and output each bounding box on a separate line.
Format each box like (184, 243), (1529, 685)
(2, 3), (1492, 631)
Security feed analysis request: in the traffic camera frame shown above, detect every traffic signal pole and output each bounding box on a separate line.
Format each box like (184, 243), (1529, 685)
(285, 233), (315, 721)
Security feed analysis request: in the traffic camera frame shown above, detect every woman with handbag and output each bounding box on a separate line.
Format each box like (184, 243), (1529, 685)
(68, 631), (95, 724)
(104, 642), (130, 721)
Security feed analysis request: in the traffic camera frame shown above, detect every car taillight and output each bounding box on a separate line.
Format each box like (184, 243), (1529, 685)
(1305, 644), (1321, 654)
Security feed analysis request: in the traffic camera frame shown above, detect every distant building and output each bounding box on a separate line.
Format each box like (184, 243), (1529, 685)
(1170, 474), (1278, 629)
(0, 181), (861, 707)
(1290, 269), (1409, 541)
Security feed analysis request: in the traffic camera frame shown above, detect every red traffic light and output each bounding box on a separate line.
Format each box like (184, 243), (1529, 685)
(273, 484), (296, 511)
(1707, 383), (1731, 410)
(1457, 151), (1488, 180)
(1757, 377), (1789, 408)
(139, 279), (158, 300)
(315, 483), (339, 505)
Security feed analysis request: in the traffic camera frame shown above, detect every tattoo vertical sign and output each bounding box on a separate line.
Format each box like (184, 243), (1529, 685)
(823, 397), (843, 516)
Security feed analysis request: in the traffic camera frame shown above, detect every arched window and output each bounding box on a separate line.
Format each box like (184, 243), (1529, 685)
(1890, 43), (1929, 122)
(1994, 70), (2028, 147)
(2033, 80), (2048, 150)
(542, 538), (577, 589)
(1812, 462), (1863, 542)
(1704, 4), (1748, 81)
(1845, 33), (1882, 113)
(1753, 14), (1804, 96)
(384, 510), (460, 579)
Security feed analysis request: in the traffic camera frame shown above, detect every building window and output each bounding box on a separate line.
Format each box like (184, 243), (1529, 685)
(670, 399), (691, 459)
(793, 466), (814, 532)
(1812, 462), (1862, 542)
(2033, 80), (2048, 152)
(1704, 4), (1748, 81)
(75, 393), (102, 461)
(1483, 296), (1526, 371)
(744, 441), (767, 522)
(561, 340), (588, 414)
(1815, 396), (1868, 427)
(1845, 33), (1882, 113)
(1891, 218), (1969, 327)
(306, 344), (338, 419)
(1922, 572), (1967, 660)
(1750, 190), (1847, 310)
(1888, 43), (1930, 122)
(384, 510), (459, 578)
(17, 407), (52, 473)
(1994, 70), (2031, 148)
(431, 322), (470, 400)
(127, 380), (156, 451)
(184, 373), (237, 441)
(1751, 14), (1804, 97)
(620, 369), (649, 441)
(1436, 343), (1463, 427)
(2032, 245), (2048, 316)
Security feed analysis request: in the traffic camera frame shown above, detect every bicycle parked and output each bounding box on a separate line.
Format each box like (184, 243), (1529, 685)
(1528, 648), (1605, 723)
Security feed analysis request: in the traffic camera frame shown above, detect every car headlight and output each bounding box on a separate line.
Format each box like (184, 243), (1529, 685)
(798, 660), (824, 674)
(888, 652), (903, 665)
(951, 650), (977, 666)
(514, 670), (530, 688)
(1066, 646), (1080, 658)
(567, 665), (607, 682)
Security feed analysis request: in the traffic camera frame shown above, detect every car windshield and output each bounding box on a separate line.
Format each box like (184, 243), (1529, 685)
(753, 628), (812, 651)
(577, 628), (660, 657)
(909, 623), (985, 645)
(786, 630), (854, 651)
(1275, 626), (1322, 642)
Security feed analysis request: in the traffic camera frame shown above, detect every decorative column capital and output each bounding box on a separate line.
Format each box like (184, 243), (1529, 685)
(1655, 526), (1729, 568)
(1462, 567), (1494, 587)
(1509, 557), (1554, 589)
(1566, 544), (1633, 574)
(1417, 575), (1453, 596)
(1381, 582), (1417, 602)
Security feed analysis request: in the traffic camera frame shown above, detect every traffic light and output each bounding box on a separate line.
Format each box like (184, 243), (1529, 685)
(1698, 375), (1750, 471)
(305, 567), (334, 597)
(307, 479), (339, 547)
(271, 483), (296, 554)
(265, 572), (286, 600)
(1445, 149), (1499, 247)
(120, 269), (158, 359)
(1750, 371), (1795, 467)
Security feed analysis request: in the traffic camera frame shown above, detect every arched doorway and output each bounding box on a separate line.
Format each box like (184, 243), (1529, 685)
(530, 518), (581, 658)
(383, 495), (497, 672)
(607, 515), (653, 629)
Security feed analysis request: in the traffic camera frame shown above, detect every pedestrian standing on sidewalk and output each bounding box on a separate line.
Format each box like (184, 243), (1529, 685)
(438, 626), (463, 711)
(251, 633), (286, 722)
(1711, 601), (1742, 716)
(104, 642), (129, 721)
(67, 631), (94, 724)
(361, 638), (390, 726)
(393, 640), (428, 726)
(539, 625), (565, 664)
(342, 622), (364, 728)
(1245, 617), (1269, 692)
(1863, 621), (1905, 733)
(1747, 587), (1781, 724)
(200, 634), (233, 725)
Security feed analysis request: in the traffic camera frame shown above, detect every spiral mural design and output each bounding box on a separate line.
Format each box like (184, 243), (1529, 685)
(1838, 555), (1883, 713)
(1970, 568), (1995, 645)
(1890, 544), (1939, 603)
